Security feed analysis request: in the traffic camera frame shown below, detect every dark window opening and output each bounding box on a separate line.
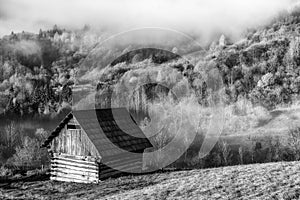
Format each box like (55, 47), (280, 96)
(67, 124), (81, 129)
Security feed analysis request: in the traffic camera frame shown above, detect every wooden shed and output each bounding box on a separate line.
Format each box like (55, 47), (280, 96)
(42, 108), (153, 183)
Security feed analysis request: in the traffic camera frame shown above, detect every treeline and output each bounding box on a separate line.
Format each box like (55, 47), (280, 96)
(160, 126), (300, 169)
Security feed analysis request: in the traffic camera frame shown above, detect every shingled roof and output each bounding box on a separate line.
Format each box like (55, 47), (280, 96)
(42, 108), (153, 159)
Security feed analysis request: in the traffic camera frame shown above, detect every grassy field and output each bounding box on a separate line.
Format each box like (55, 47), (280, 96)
(1, 161), (300, 200)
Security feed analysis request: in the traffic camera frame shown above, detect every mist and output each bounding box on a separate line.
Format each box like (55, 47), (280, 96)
(8, 40), (42, 57)
(0, 0), (298, 44)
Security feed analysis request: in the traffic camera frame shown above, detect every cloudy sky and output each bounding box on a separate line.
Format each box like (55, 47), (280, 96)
(0, 0), (298, 42)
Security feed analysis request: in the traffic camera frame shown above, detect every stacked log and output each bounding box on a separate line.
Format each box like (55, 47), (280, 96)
(50, 153), (99, 184)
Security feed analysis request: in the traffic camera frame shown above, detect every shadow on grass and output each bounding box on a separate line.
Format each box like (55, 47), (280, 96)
(0, 173), (50, 188)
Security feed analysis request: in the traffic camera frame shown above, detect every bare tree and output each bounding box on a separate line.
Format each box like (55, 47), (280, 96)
(287, 126), (300, 160)
(238, 146), (243, 165)
(12, 128), (50, 168)
(219, 140), (231, 166)
(1, 122), (20, 148)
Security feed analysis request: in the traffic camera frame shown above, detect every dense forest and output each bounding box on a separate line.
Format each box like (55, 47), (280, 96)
(2, 10), (300, 118)
(0, 25), (95, 117)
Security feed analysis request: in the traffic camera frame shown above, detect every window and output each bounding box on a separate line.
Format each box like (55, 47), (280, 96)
(67, 124), (81, 129)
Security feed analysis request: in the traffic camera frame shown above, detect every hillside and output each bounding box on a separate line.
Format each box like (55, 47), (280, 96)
(1, 11), (300, 117)
(0, 26), (99, 117)
(1, 161), (300, 199)
(2, 9), (300, 171)
(78, 11), (300, 110)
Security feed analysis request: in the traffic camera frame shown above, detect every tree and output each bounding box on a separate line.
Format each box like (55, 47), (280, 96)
(12, 128), (49, 167)
(39, 29), (43, 38)
(35, 128), (48, 143)
(1, 122), (20, 148)
(219, 140), (231, 166)
(286, 126), (300, 160)
(287, 37), (300, 66)
(13, 136), (39, 166)
(238, 146), (244, 165)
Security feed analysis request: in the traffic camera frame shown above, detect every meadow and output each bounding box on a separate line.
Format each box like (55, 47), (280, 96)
(1, 161), (300, 199)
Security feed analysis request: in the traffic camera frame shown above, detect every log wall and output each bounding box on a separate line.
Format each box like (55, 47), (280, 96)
(50, 153), (100, 184)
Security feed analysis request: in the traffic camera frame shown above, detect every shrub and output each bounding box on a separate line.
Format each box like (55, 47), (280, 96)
(0, 166), (13, 177)
(265, 136), (282, 162)
(13, 136), (41, 166)
(10, 128), (49, 168)
(223, 98), (270, 135)
(286, 126), (300, 160)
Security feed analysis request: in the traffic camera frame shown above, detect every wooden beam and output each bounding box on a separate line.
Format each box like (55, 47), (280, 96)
(52, 155), (98, 165)
(51, 171), (98, 181)
(51, 176), (99, 184)
(53, 153), (100, 162)
(51, 171), (98, 180)
(51, 168), (98, 177)
(51, 159), (98, 169)
(51, 163), (98, 173)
